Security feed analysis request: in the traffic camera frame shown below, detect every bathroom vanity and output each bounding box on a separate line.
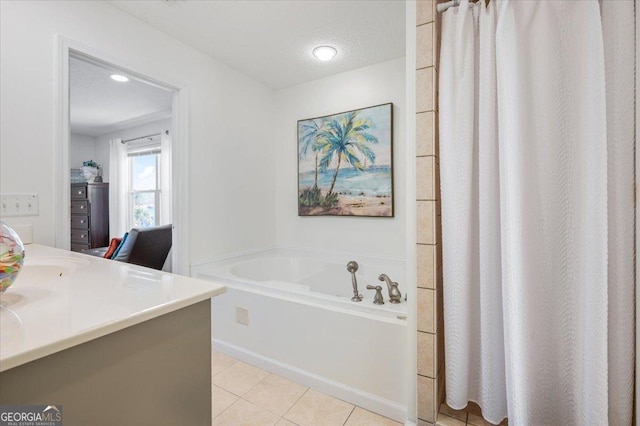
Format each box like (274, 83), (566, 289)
(0, 244), (226, 425)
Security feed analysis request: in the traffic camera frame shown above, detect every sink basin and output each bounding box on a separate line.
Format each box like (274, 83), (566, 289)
(16, 257), (90, 283)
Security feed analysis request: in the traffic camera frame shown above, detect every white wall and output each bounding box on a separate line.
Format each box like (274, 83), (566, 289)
(274, 58), (406, 259)
(95, 119), (172, 181)
(70, 133), (96, 169)
(0, 0), (275, 262)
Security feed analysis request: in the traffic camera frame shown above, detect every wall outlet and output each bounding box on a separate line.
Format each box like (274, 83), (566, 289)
(0, 193), (39, 217)
(236, 306), (249, 326)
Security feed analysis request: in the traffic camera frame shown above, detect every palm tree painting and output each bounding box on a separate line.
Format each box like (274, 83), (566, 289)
(298, 103), (393, 217)
(298, 118), (324, 190)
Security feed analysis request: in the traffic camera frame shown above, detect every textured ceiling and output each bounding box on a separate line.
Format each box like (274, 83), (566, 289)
(70, 57), (173, 136)
(107, 0), (406, 90)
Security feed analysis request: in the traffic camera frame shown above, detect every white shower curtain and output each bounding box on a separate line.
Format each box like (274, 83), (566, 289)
(602, 1), (636, 423)
(438, 1), (635, 425)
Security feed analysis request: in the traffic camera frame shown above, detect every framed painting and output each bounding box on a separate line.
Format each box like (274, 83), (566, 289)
(297, 103), (393, 217)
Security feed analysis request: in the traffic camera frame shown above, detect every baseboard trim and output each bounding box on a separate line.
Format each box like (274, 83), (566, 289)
(212, 339), (408, 423)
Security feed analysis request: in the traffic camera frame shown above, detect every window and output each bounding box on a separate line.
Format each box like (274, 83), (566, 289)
(129, 149), (161, 228)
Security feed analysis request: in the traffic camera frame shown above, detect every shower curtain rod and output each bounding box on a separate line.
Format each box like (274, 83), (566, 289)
(121, 130), (169, 144)
(437, 0), (485, 13)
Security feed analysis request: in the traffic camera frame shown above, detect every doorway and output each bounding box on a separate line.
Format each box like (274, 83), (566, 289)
(56, 39), (190, 275)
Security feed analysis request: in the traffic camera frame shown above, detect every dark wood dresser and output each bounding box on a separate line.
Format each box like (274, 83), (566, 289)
(70, 183), (109, 252)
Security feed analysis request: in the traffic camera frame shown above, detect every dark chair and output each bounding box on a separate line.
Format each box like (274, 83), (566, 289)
(83, 224), (172, 271)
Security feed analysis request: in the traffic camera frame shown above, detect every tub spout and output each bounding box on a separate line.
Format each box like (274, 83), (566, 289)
(378, 274), (402, 304)
(347, 261), (362, 302)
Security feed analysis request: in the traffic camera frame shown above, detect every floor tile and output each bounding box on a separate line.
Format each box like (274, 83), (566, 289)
(211, 350), (238, 376)
(439, 403), (467, 422)
(210, 352), (411, 426)
(467, 413), (490, 426)
(244, 373), (308, 416)
(212, 399), (279, 426)
(436, 413), (466, 426)
(211, 385), (239, 418)
(212, 360), (269, 396)
(466, 402), (482, 417)
(468, 413), (508, 426)
(344, 407), (402, 426)
(284, 389), (354, 426)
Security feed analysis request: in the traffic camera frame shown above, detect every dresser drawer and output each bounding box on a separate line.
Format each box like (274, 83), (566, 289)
(71, 200), (89, 215)
(71, 243), (90, 253)
(70, 229), (90, 244)
(71, 186), (87, 199)
(70, 215), (89, 229)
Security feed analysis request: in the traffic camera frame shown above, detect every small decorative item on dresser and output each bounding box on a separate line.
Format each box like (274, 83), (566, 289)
(81, 160), (99, 183)
(70, 168), (84, 183)
(0, 220), (25, 294)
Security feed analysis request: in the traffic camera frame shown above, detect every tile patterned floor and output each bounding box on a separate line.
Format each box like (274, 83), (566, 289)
(435, 403), (508, 426)
(211, 350), (402, 426)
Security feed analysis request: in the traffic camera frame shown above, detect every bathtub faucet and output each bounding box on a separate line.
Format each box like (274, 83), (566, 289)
(378, 274), (402, 304)
(346, 261), (363, 302)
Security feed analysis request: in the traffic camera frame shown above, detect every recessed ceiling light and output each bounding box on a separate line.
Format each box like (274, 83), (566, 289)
(110, 74), (129, 82)
(312, 46), (337, 61)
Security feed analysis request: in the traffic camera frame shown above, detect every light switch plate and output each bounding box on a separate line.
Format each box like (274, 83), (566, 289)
(0, 193), (39, 217)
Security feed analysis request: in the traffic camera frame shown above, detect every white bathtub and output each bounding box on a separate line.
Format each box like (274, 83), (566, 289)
(192, 249), (408, 422)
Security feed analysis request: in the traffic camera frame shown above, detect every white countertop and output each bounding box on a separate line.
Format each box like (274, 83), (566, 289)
(0, 244), (226, 372)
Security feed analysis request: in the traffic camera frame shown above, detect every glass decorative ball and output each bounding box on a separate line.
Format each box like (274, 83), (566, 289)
(0, 221), (25, 295)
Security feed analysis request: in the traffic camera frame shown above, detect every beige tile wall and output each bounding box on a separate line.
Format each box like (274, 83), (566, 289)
(416, 1), (443, 425)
